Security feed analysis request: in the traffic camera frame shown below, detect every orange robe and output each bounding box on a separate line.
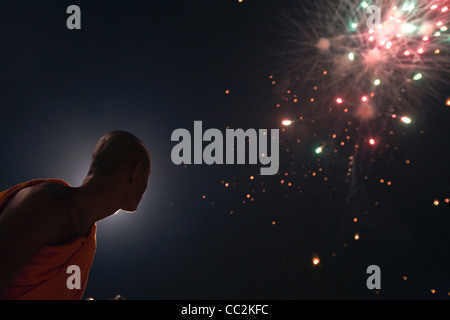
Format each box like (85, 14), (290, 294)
(0, 179), (96, 300)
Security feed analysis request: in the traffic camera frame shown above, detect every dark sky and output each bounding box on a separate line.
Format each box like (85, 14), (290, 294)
(0, 0), (449, 300)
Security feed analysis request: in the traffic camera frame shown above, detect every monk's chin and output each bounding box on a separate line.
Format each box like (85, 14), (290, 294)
(121, 206), (138, 213)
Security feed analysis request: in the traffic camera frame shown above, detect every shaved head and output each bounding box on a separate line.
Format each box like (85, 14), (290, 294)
(88, 130), (150, 177)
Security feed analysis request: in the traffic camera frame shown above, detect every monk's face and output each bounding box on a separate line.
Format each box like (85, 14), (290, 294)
(122, 161), (150, 212)
(135, 165), (150, 205)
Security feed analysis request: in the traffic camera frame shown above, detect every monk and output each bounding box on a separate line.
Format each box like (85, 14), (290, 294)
(0, 130), (151, 299)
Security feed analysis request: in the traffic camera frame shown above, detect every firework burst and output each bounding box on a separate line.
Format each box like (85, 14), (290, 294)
(271, 0), (449, 132)
(256, 0), (450, 263)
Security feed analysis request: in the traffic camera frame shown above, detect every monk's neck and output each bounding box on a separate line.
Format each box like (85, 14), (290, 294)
(70, 177), (122, 228)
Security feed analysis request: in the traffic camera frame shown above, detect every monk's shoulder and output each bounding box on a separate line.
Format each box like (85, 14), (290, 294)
(14, 182), (68, 212)
(6, 182), (82, 243)
(35, 182), (85, 239)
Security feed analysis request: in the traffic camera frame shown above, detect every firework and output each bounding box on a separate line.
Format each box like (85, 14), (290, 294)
(272, 0), (449, 129)
(263, 0), (449, 282)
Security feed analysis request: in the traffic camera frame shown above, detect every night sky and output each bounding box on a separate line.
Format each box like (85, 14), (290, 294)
(0, 0), (449, 300)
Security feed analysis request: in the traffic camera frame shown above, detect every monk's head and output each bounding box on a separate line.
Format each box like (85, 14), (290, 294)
(86, 130), (151, 212)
